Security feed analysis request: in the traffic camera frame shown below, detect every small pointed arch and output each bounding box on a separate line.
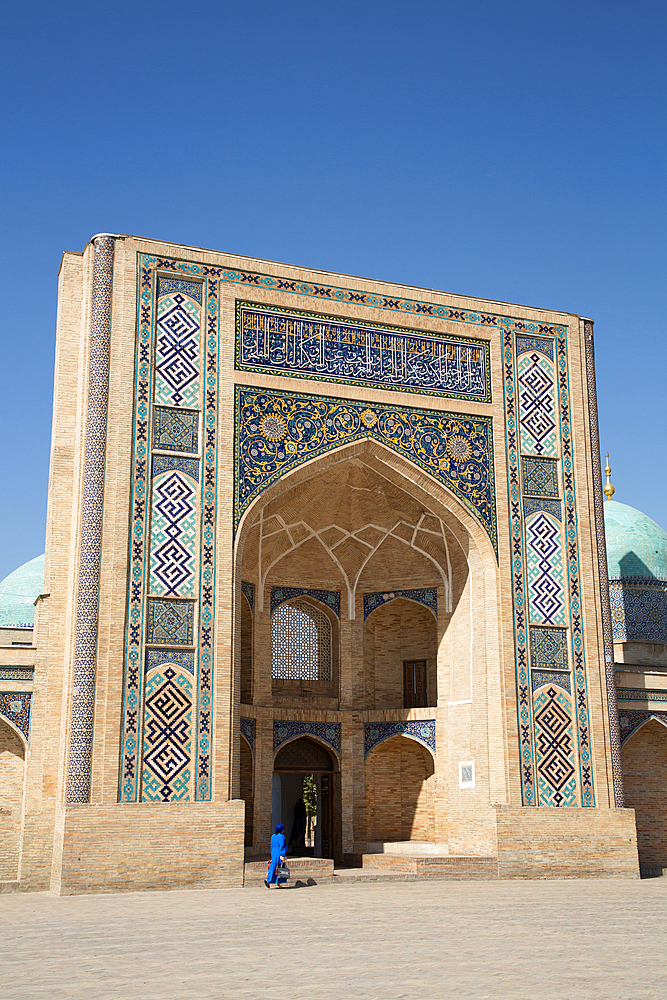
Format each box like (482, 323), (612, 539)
(621, 713), (667, 746)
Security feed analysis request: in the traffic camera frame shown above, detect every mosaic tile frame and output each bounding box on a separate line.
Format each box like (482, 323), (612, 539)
(271, 587), (341, 617)
(0, 692), (32, 744)
(363, 588), (437, 621)
(66, 235), (114, 804)
(235, 300), (492, 402)
(364, 720), (436, 758)
(235, 386), (497, 553)
(503, 326), (595, 807)
(241, 581), (255, 613)
(0, 667), (34, 681)
(273, 720), (341, 758)
(119, 257), (220, 803)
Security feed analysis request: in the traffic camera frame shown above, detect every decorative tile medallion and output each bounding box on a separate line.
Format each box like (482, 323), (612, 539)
(271, 587), (340, 617)
(141, 665), (193, 802)
(241, 580), (255, 613)
(363, 588), (437, 621)
(236, 386), (497, 553)
(619, 710), (667, 744)
(529, 626), (568, 670)
(236, 300), (491, 401)
(240, 716), (255, 752)
(609, 579), (667, 643)
(521, 457), (559, 497)
(364, 720), (436, 758)
(503, 326), (594, 807)
(526, 514), (566, 625)
(146, 650), (195, 675)
(146, 599), (194, 646)
(273, 720), (341, 757)
(153, 406), (199, 453)
(0, 692), (32, 743)
(533, 686), (577, 807)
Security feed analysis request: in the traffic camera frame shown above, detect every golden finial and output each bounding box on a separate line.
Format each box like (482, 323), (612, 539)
(603, 453), (615, 500)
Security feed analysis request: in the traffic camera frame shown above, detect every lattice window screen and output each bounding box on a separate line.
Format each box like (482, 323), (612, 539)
(271, 599), (332, 681)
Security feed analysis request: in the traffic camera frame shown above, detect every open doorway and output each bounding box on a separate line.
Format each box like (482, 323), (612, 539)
(272, 736), (336, 859)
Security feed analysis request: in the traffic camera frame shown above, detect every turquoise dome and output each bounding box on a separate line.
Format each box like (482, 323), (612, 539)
(604, 502), (667, 580)
(0, 554), (45, 627)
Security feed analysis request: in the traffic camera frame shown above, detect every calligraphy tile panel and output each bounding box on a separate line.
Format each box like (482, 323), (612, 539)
(235, 301), (491, 402)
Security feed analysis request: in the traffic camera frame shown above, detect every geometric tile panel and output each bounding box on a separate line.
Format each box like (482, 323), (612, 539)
(529, 626), (568, 669)
(273, 720), (341, 758)
(153, 406), (199, 453)
(236, 386), (497, 553)
(532, 670), (571, 694)
(153, 455), (200, 480)
(364, 720), (436, 758)
(147, 599), (194, 646)
(617, 688), (667, 703)
(518, 351), (558, 458)
(0, 692), (32, 743)
(0, 667), (34, 681)
(609, 579), (667, 643)
(149, 471), (197, 598)
(236, 300), (492, 402)
(240, 716), (255, 753)
(363, 588), (437, 621)
(521, 456), (559, 497)
(271, 586), (340, 617)
(155, 292), (201, 408)
(141, 666), (193, 801)
(534, 685), (577, 807)
(526, 514), (566, 625)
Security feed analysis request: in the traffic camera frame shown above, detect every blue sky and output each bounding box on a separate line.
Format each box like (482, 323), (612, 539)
(0, 0), (665, 581)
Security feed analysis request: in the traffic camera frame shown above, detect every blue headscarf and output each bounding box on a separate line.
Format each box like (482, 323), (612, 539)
(275, 824), (284, 834)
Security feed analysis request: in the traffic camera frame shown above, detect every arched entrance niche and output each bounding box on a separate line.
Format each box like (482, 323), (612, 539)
(622, 719), (667, 869)
(273, 736), (338, 860)
(233, 438), (504, 854)
(0, 717), (26, 880)
(366, 734), (435, 843)
(240, 734), (254, 847)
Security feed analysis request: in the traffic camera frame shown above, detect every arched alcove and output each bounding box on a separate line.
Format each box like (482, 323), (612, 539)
(622, 719), (667, 868)
(0, 718), (25, 879)
(273, 736), (337, 859)
(366, 734), (435, 844)
(363, 597), (437, 709)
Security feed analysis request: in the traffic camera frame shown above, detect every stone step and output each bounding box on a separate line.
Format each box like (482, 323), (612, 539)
(244, 855), (335, 887)
(360, 853), (498, 879)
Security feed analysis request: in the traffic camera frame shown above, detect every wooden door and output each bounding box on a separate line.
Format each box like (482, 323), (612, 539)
(320, 772), (334, 859)
(404, 660), (427, 708)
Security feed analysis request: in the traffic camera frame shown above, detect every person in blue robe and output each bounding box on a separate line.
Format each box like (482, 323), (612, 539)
(265, 824), (288, 888)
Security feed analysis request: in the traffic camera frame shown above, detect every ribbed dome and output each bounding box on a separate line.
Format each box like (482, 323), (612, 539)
(0, 554), (45, 626)
(604, 502), (667, 580)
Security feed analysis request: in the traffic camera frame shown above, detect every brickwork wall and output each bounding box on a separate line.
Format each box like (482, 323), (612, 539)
(621, 720), (667, 867)
(366, 736), (435, 842)
(0, 722), (24, 879)
(495, 806), (639, 878)
(59, 800), (245, 894)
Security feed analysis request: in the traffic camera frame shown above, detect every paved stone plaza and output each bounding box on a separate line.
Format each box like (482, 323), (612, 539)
(2, 878), (666, 999)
